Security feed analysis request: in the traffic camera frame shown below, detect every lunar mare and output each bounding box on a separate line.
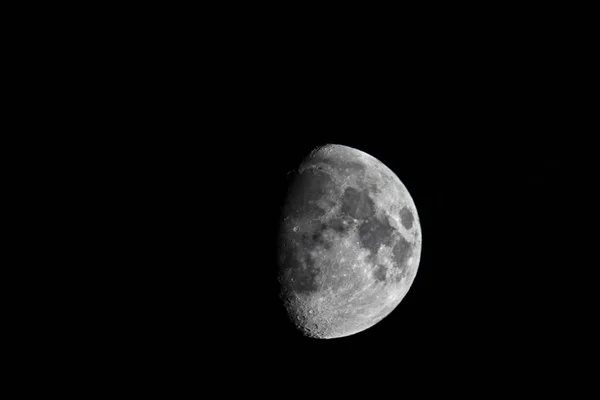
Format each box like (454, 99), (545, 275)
(278, 144), (422, 339)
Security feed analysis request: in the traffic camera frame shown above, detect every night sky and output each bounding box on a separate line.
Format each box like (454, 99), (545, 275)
(103, 47), (585, 392)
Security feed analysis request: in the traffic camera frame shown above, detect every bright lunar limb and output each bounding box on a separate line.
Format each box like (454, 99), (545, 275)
(278, 144), (422, 339)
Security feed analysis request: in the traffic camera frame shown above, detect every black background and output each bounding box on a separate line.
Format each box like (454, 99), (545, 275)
(112, 103), (581, 391)
(9, 3), (595, 395)
(81, 17), (592, 393)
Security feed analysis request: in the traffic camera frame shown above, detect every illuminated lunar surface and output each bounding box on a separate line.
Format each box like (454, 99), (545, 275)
(278, 144), (422, 339)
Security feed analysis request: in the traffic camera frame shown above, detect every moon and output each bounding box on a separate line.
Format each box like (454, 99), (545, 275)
(277, 144), (422, 339)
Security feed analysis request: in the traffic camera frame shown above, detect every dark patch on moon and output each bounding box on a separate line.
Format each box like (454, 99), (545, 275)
(373, 264), (387, 282)
(328, 217), (348, 233)
(358, 215), (395, 260)
(301, 223), (332, 250)
(366, 182), (382, 196)
(281, 220), (336, 295)
(399, 207), (414, 230)
(282, 248), (320, 295)
(341, 186), (397, 262)
(284, 168), (333, 219)
(341, 187), (375, 219)
(392, 235), (413, 277)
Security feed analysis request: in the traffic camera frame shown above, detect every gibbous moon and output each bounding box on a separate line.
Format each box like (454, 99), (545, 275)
(278, 144), (422, 339)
